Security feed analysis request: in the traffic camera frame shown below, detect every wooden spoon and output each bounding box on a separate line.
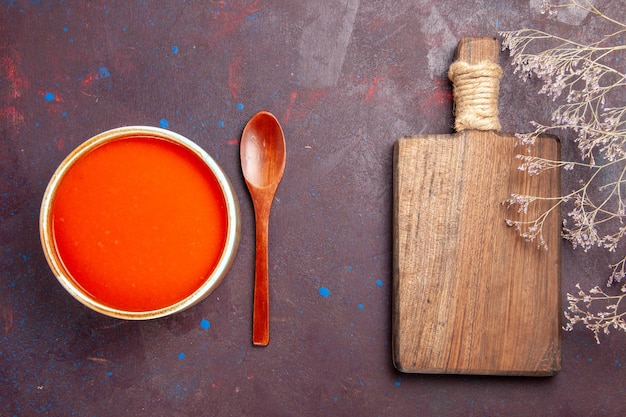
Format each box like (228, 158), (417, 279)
(240, 111), (286, 346)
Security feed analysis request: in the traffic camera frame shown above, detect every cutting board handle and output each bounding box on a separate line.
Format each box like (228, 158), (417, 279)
(449, 37), (502, 132)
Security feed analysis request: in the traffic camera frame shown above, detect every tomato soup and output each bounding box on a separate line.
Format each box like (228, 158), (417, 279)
(42, 129), (239, 316)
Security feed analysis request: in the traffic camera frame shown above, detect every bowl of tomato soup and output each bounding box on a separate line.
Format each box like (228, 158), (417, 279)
(40, 126), (240, 319)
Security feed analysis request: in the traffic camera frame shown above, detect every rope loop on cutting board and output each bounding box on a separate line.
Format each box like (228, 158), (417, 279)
(448, 60), (502, 132)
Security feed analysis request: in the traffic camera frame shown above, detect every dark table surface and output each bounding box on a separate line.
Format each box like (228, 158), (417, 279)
(2, 1), (625, 416)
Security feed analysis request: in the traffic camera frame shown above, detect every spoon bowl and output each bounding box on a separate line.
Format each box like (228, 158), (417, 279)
(241, 113), (286, 189)
(240, 111), (286, 346)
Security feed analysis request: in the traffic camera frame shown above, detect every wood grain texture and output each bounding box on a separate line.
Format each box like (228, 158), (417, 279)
(392, 38), (561, 376)
(241, 111), (287, 346)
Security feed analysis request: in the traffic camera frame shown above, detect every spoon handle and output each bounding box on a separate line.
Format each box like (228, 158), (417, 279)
(253, 209), (270, 346)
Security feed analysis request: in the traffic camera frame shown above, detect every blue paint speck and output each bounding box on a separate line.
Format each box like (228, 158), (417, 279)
(178, 352), (185, 360)
(160, 119), (169, 128)
(218, 121), (225, 127)
(200, 319), (210, 330)
(44, 92), (55, 101)
(245, 11), (261, 22)
(319, 287), (330, 297)
(376, 279), (383, 287)
(172, 45), (179, 54)
(394, 380), (401, 387)
(98, 67), (110, 79)
(63, 27), (68, 32)
(236, 103), (244, 110)
(358, 304), (364, 310)
(347, 265), (353, 271)
(107, 371), (113, 377)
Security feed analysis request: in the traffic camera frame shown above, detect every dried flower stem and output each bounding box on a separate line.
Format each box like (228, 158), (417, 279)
(501, 0), (626, 341)
(564, 284), (626, 344)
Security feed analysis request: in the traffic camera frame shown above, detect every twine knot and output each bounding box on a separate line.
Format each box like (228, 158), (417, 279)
(448, 60), (502, 132)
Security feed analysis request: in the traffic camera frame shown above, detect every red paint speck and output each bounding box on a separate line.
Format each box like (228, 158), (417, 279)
(283, 91), (298, 124)
(228, 53), (243, 100)
(82, 71), (99, 86)
(419, 76), (453, 110)
(363, 72), (385, 103)
(1, 54), (30, 99)
(276, 89), (325, 123)
(0, 106), (24, 131)
(201, 0), (262, 44)
(2, 305), (13, 335)
(432, 76), (453, 105)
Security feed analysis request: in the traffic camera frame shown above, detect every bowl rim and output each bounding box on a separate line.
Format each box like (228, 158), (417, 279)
(39, 126), (241, 320)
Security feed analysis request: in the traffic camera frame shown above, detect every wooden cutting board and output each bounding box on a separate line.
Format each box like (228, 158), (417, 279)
(392, 37), (561, 376)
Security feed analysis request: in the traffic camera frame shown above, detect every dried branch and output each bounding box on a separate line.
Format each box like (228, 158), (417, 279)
(500, 0), (626, 341)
